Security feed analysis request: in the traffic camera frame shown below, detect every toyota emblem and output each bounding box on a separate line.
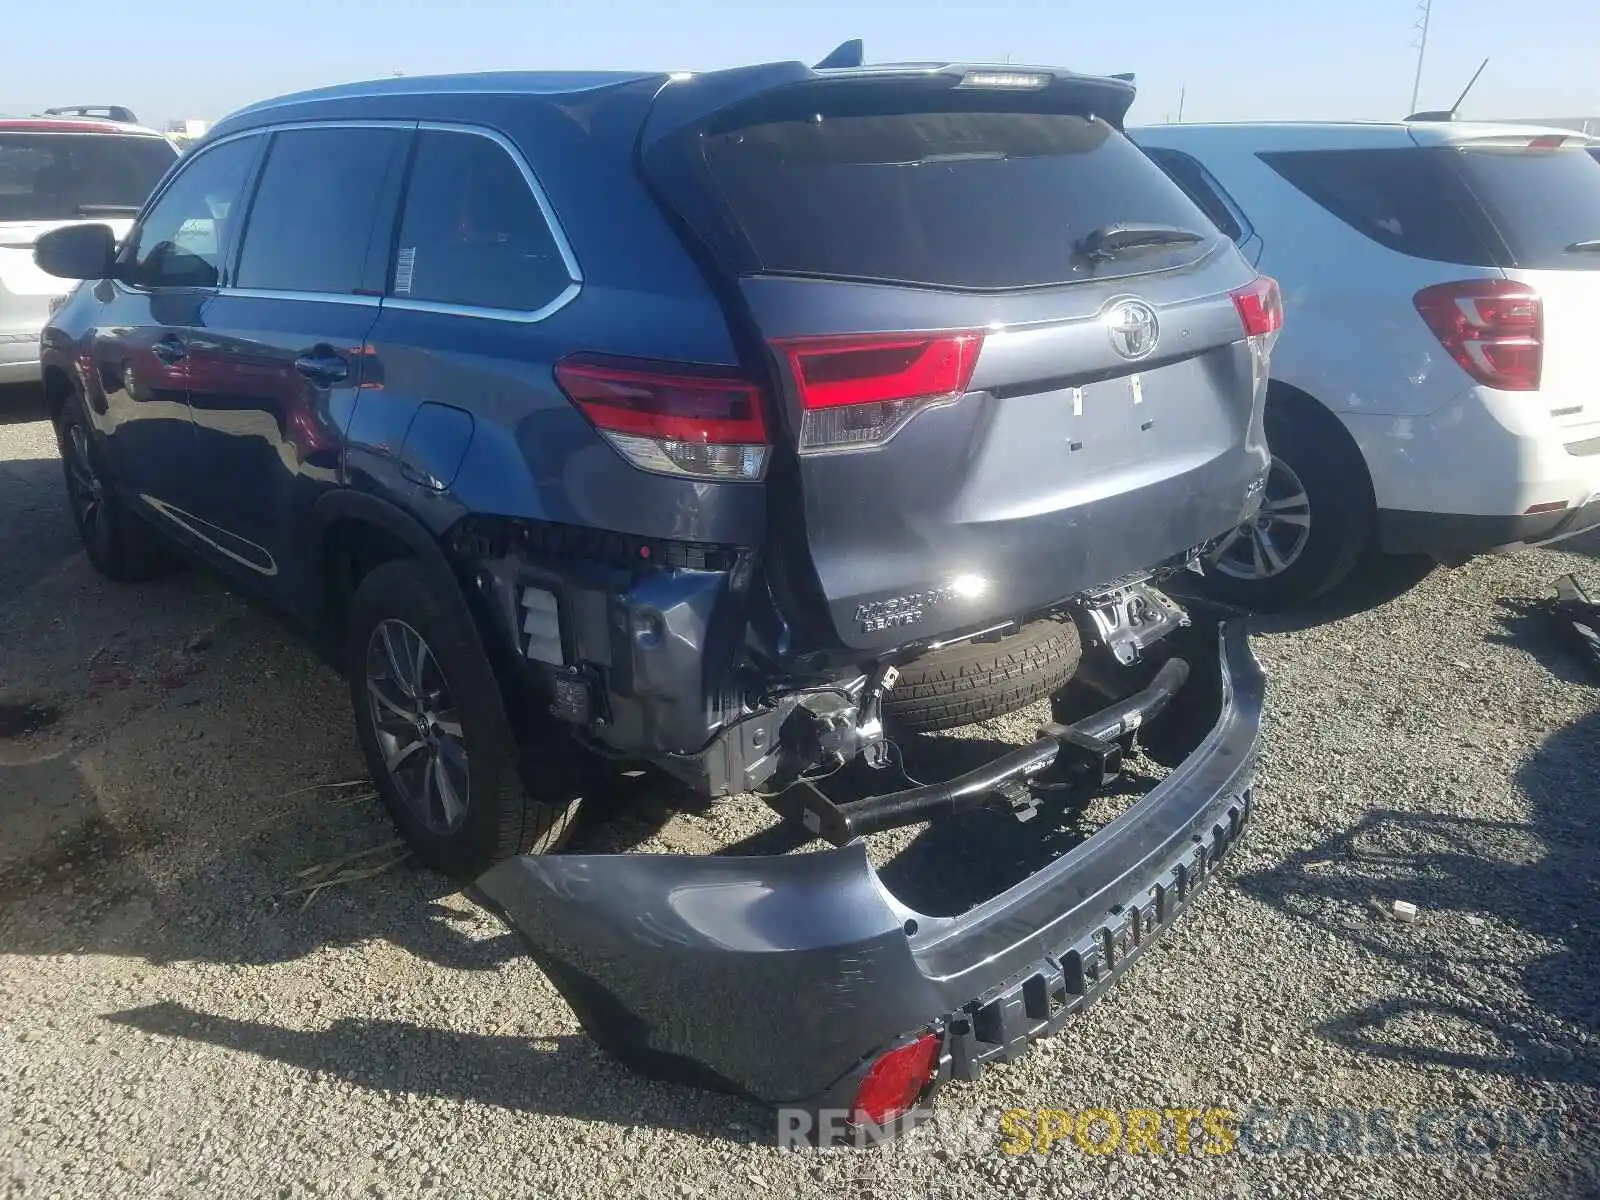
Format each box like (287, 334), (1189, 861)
(1104, 298), (1160, 361)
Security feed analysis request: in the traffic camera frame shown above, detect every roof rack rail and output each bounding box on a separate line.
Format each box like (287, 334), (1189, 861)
(40, 105), (139, 123)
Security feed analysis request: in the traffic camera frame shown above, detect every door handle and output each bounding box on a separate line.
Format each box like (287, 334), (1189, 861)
(152, 336), (186, 365)
(294, 351), (349, 385)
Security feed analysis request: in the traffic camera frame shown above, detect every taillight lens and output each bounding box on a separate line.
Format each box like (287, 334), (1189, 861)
(1231, 276), (1284, 340)
(1232, 276), (1283, 403)
(1413, 280), (1543, 392)
(771, 332), (983, 453)
(554, 355), (770, 480)
(851, 1033), (941, 1126)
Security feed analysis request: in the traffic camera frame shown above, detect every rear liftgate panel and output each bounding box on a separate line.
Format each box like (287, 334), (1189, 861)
(649, 70), (1268, 652)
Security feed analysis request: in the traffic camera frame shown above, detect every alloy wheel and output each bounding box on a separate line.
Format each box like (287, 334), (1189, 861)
(365, 619), (470, 834)
(63, 422), (105, 542)
(1211, 456), (1313, 581)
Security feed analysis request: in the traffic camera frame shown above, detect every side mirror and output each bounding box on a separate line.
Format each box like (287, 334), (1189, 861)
(34, 223), (119, 281)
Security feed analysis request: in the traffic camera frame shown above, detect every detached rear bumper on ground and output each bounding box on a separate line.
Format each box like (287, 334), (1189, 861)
(473, 620), (1261, 1126)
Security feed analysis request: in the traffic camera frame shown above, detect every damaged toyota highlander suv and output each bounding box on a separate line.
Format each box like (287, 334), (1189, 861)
(35, 55), (1276, 1133)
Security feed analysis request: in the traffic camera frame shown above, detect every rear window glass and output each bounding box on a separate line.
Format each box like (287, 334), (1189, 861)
(1453, 145), (1600, 271)
(1260, 148), (1497, 266)
(1143, 146), (1247, 243)
(697, 100), (1215, 289)
(0, 133), (175, 222)
(390, 130), (573, 312)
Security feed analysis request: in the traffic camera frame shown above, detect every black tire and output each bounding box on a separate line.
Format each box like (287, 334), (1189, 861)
(884, 619), (1082, 733)
(54, 391), (176, 582)
(346, 559), (581, 878)
(1200, 395), (1373, 612)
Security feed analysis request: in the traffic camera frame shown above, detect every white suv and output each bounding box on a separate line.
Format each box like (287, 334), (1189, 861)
(1132, 120), (1600, 608)
(0, 116), (177, 385)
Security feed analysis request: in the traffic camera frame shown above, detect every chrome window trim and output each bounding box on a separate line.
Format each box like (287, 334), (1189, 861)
(111, 129), (267, 298)
(383, 282), (582, 324)
(218, 288), (382, 307)
(381, 121), (583, 324)
(114, 117), (584, 322)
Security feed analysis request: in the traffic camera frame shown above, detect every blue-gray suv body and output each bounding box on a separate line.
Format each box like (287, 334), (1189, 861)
(37, 59), (1272, 1126)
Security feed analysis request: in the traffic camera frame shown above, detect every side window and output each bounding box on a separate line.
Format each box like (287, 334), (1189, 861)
(391, 130), (572, 312)
(123, 136), (258, 288)
(234, 126), (408, 295)
(1259, 148), (1498, 267)
(1144, 147), (1247, 243)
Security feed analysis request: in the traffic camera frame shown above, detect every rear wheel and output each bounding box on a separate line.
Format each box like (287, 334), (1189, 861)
(54, 392), (176, 582)
(1201, 397), (1372, 612)
(884, 619), (1082, 733)
(347, 560), (582, 877)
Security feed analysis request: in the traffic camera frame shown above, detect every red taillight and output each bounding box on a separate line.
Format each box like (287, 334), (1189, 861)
(851, 1033), (941, 1126)
(1231, 276), (1284, 339)
(771, 331), (983, 452)
(1413, 280), (1543, 392)
(554, 355), (770, 480)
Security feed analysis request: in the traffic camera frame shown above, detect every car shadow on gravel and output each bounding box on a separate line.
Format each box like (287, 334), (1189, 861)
(1489, 594), (1600, 688)
(0, 458), (78, 601)
(1164, 552), (1437, 634)
(91, 735), (1163, 1141)
(104, 1000), (769, 1141)
(0, 382), (47, 425)
(1236, 709), (1600, 1086)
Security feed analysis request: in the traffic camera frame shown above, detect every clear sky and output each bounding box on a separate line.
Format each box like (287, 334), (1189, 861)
(4, 0), (1597, 130)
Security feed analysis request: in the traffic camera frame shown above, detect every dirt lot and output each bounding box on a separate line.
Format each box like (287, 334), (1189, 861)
(2, 382), (1598, 1199)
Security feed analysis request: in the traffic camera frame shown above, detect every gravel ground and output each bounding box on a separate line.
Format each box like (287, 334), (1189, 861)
(2, 381), (1598, 1199)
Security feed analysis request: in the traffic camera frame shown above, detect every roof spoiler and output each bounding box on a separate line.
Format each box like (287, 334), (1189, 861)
(814, 39), (864, 70)
(640, 60), (1140, 155)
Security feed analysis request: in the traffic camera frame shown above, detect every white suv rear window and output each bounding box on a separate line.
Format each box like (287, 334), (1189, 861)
(0, 133), (175, 222)
(1455, 145), (1600, 272)
(1262, 143), (1600, 272)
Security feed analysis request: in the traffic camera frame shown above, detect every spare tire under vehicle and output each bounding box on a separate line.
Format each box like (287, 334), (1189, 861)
(883, 619), (1083, 733)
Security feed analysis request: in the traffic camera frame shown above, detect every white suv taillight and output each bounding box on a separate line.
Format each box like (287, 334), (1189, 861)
(1413, 280), (1543, 392)
(554, 355), (771, 480)
(770, 331), (984, 453)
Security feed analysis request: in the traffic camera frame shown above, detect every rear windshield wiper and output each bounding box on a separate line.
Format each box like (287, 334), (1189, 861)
(75, 204), (141, 216)
(1075, 222), (1204, 264)
(1566, 238), (1600, 253)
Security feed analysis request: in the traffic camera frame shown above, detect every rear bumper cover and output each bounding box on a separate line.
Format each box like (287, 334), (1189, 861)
(473, 621), (1261, 1115)
(1377, 497), (1600, 557)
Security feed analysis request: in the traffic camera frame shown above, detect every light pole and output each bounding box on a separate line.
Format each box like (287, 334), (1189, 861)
(1410, 0), (1432, 114)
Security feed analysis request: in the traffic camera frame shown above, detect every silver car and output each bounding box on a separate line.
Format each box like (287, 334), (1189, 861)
(0, 115), (176, 385)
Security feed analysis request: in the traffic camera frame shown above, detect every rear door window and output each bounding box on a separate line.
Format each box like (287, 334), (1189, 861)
(234, 126), (409, 295)
(1452, 144), (1600, 271)
(122, 135), (258, 288)
(0, 132), (175, 222)
(389, 129), (574, 312)
(695, 98), (1217, 290)
(1142, 147), (1248, 243)
(1260, 148), (1499, 266)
